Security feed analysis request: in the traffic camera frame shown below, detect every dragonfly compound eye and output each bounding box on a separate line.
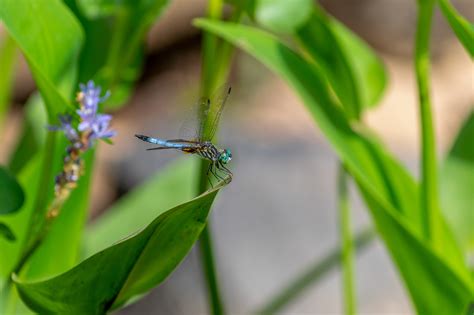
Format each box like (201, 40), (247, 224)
(220, 149), (232, 164)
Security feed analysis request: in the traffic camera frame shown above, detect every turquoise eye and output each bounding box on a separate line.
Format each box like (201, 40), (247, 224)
(220, 149), (232, 164)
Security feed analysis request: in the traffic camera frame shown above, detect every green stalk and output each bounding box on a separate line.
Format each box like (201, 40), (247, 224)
(199, 224), (224, 315)
(197, 3), (243, 313)
(200, 0), (224, 96)
(257, 228), (375, 315)
(197, 1), (227, 314)
(338, 165), (356, 315)
(415, 0), (437, 240)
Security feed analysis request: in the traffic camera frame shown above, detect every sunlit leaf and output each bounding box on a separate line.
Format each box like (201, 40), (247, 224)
(14, 182), (226, 313)
(0, 1), (85, 312)
(0, 0), (83, 120)
(328, 19), (387, 109)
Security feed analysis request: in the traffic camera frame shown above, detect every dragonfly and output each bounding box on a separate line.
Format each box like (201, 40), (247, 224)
(135, 86), (233, 185)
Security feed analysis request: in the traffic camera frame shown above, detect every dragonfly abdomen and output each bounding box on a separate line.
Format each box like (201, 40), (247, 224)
(135, 134), (187, 149)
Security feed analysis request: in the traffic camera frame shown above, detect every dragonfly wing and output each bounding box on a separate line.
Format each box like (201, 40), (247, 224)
(177, 84), (231, 142)
(202, 84), (231, 142)
(178, 96), (209, 142)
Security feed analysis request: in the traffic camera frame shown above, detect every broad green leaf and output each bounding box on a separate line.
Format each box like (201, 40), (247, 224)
(254, 0), (312, 34)
(194, 19), (473, 313)
(14, 182), (226, 314)
(0, 32), (17, 129)
(21, 150), (95, 281)
(0, 166), (24, 215)
(68, 0), (170, 108)
(0, 2), (85, 312)
(326, 13), (387, 109)
(0, 0), (83, 120)
(440, 111), (474, 261)
(84, 158), (197, 257)
(358, 184), (473, 314)
(438, 0), (474, 57)
(296, 7), (362, 119)
(0, 222), (16, 242)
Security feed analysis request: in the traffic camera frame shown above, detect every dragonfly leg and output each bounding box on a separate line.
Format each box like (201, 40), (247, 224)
(216, 161), (232, 183)
(219, 162), (233, 176)
(211, 162), (225, 181)
(206, 163), (214, 188)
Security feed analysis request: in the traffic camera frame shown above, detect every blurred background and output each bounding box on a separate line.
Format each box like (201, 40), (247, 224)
(1, 0), (473, 313)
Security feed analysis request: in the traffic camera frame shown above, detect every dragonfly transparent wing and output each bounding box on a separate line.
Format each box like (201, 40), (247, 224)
(178, 96), (210, 141)
(178, 84), (231, 142)
(201, 84), (231, 142)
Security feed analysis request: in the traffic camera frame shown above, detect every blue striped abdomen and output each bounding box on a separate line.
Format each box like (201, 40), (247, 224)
(135, 135), (186, 148)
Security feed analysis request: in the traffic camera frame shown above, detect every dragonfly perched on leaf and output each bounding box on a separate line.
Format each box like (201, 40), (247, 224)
(135, 85), (233, 185)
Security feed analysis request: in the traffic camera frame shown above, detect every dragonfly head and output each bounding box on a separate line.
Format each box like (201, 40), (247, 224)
(219, 148), (232, 164)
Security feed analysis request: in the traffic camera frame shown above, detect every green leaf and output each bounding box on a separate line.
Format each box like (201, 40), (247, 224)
(254, 0), (312, 34)
(193, 19), (473, 313)
(440, 111), (474, 260)
(21, 150), (95, 281)
(0, 2), (85, 310)
(69, 0), (170, 108)
(84, 158), (197, 257)
(438, 0), (474, 57)
(8, 94), (47, 175)
(0, 32), (17, 129)
(358, 185), (474, 314)
(325, 13), (387, 109)
(0, 222), (16, 242)
(14, 182), (226, 314)
(296, 7), (361, 118)
(0, 156), (42, 278)
(0, 166), (24, 215)
(0, 0), (83, 120)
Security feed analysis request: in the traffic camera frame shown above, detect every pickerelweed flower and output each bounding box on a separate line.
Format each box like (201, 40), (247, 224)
(47, 80), (115, 218)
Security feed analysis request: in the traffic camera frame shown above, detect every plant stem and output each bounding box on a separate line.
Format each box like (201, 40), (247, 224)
(415, 0), (437, 240)
(199, 224), (224, 315)
(257, 228), (375, 315)
(197, 0), (227, 314)
(338, 165), (356, 315)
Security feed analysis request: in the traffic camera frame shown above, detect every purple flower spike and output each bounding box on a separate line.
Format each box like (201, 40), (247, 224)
(48, 80), (115, 149)
(48, 115), (79, 142)
(77, 80), (110, 119)
(89, 114), (116, 140)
